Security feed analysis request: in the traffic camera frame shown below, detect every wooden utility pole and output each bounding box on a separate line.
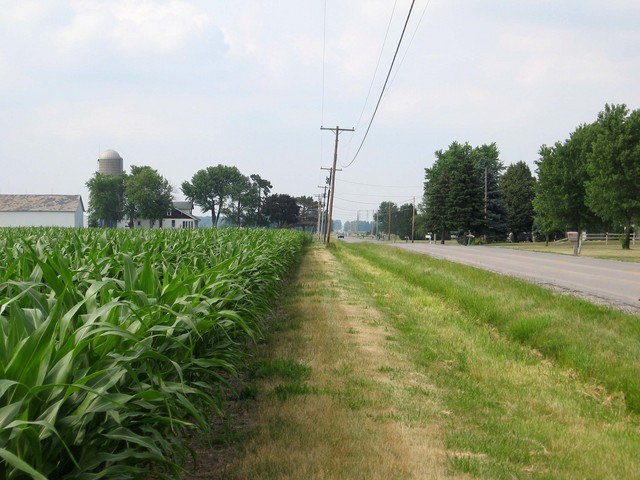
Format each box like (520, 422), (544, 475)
(316, 185), (328, 240)
(315, 194), (323, 241)
(321, 125), (354, 243)
(411, 196), (416, 243)
(484, 166), (488, 243)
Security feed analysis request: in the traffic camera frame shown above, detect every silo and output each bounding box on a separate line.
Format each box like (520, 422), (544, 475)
(98, 149), (124, 175)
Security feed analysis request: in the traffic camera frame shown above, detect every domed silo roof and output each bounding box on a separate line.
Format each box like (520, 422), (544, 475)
(98, 149), (124, 175)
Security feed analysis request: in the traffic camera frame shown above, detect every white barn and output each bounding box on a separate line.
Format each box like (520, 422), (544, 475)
(0, 195), (85, 228)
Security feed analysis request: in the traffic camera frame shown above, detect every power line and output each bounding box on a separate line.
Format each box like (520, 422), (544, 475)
(342, 0), (417, 169)
(351, 0), (399, 135)
(334, 196), (382, 205)
(337, 178), (422, 188)
(319, 0), (327, 169)
(338, 192), (418, 198)
(388, 0), (433, 91)
(321, 0), (327, 127)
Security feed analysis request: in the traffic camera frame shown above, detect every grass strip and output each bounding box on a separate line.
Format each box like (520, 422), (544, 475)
(334, 242), (640, 479)
(214, 243), (456, 479)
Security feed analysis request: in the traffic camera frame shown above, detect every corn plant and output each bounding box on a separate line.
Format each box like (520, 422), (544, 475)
(0, 227), (308, 479)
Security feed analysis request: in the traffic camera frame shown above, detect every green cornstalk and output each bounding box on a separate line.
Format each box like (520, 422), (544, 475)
(0, 227), (308, 479)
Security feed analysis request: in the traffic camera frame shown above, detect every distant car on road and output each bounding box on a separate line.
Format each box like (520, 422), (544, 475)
(337, 232), (345, 239)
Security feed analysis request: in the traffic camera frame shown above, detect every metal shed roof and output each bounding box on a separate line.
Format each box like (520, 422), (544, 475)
(0, 195), (84, 213)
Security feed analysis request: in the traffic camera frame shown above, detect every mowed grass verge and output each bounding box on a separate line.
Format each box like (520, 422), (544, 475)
(334, 242), (640, 478)
(491, 240), (640, 262)
(209, 243), (464, 479)
(203, 240), (640, 479)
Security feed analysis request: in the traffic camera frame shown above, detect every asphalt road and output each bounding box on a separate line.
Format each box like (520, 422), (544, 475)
(342, 238), (640, 312)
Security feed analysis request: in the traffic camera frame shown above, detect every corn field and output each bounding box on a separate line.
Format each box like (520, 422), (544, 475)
(0, 227), (309, 479)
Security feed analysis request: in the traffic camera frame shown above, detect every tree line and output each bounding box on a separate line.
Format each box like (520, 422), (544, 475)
(376, 103), (638, 251)
(535, 103), (639, 251)
(87, 164), (319, 230)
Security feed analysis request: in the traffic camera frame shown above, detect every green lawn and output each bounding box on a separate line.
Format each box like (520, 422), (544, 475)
(491, 240), (640, 262)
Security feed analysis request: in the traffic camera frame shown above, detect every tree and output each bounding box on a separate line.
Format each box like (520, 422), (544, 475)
(223, 173), (252, 226)
(250, 175), (272, 217)
(376, 201), (399, 239)
(296, 195), (318, 232)
(344, 220), (373, 234)
(181, 165), (245, 227)
(500, 161), (536, 241)
(473, 143), (508, 242)
(534, 124), (602, 254)
(395, 203), (416, 239)
(264, 194), (300, 228)
(424, 142), (485, 243)
(444, 142), (484, 238)
(424, 156), (451, 243)
(125, 166), (173, 227)
(586, 104), (640, 249)
(86, 173), (125, 228)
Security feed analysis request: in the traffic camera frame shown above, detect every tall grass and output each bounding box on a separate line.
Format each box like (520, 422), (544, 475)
(0, 227), (308, 479)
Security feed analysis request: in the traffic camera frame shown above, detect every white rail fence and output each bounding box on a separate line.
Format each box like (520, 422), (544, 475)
(554, 232), (636, 245)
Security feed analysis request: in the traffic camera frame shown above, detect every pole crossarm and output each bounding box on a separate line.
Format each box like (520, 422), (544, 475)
(320, 125), (354, 243)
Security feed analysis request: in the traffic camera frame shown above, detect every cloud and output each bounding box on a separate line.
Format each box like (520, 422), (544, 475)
(11, 94), (230, 144)
(218, 1), (324, 75)
(57, 0), (213, 56)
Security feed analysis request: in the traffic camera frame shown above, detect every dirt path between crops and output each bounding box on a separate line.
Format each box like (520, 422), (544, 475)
(183, 244), (468, 479)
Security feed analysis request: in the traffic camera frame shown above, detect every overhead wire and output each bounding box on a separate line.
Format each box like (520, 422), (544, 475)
(388, 0), (433, 91)
(350, 0), (399, 136)
(319, 0), (327, 170)
(321, 0), (327, 127)
(337, 178), (422, 188)
(338, 192), (419, 198)
(336, 196), (416, 205)
(342, 0), (417, 169)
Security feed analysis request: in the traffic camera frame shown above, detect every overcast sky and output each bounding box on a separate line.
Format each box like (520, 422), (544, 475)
(2, 1), (639, 223)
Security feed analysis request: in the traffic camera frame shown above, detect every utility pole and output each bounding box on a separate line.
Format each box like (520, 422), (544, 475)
(315, 194), (323, 241)
(411, 196), (416, 244)
(388, 203), (391, 241)
(317, 184), (328, 241)
(484, 166), (488, 243)
(319, 168), (334, 243)
(321, 125), (354, 243)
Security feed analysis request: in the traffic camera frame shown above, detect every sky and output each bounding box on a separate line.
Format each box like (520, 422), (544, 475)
(2, 0), (639, 224)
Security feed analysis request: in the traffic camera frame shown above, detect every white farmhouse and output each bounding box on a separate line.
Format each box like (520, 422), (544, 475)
(0, 195), (85, 228)
(131, 201), (199, 229)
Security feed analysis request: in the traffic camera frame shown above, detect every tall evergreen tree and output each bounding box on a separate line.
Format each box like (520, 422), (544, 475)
(500, 161), (536, 241)
(473, 143), (508, 242)
(424, 156), (451, 243)
(395, 203), (416, 239)
(444, 142), (484, 237)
